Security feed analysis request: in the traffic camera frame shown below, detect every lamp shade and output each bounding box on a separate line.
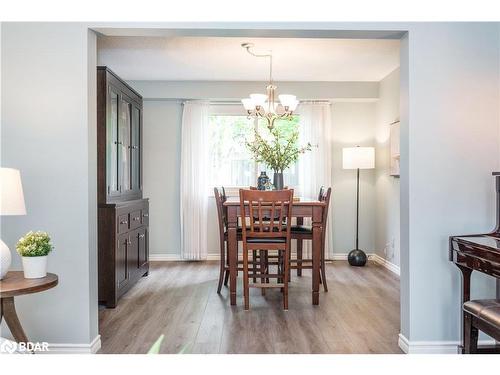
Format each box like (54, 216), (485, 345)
(241, 98), (254, 111)
(249, 94), (267, 107)
(0, 168), (26, 215)
(342, 147), (375, 170)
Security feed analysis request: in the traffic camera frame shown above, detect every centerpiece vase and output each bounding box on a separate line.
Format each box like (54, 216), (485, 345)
(273, 171), (284, 190)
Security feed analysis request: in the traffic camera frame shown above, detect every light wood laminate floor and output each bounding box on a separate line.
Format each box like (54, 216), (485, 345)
(99, 260), (401, 354)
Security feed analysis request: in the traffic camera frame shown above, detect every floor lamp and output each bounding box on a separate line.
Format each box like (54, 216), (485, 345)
(342, 146), (375, 267)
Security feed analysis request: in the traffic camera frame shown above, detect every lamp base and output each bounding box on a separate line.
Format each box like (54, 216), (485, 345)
(0, 238), (12, 279)
(348, 249), (367, 267)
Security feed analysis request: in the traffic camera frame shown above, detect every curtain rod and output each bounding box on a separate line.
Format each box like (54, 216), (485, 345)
(143, 98), (332, 105)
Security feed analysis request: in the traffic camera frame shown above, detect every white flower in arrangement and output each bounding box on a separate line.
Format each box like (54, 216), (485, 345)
(16, 231), (53, 257)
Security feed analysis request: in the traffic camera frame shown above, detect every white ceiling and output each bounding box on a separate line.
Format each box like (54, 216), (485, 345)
(97, 36), (400, 82)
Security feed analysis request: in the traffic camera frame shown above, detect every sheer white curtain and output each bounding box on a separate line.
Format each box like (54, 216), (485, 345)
(180, 101), (210, 260)
(298, 102), (334, 259)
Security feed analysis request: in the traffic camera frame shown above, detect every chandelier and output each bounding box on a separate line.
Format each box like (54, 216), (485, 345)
(241, 43), (299, 128)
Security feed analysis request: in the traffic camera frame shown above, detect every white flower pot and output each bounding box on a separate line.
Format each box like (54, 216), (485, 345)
(21, 256), (48, 279)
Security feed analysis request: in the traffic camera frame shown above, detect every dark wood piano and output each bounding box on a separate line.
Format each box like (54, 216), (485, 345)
(450, 172), (500, 353)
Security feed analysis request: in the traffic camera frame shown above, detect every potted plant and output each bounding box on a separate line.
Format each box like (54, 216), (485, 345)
(16, 231), (53, 279)
(246, 121), (312, 190)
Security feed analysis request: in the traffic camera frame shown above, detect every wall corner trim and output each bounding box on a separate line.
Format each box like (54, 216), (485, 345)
(398, 333), (496, 354)
(46, 334), (101, 354)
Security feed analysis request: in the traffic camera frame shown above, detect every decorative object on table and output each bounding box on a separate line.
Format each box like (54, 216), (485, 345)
(264, 179), (274, 191)
(342, 146), (375, 267)
(0, 271), (58, 344)
(257, 171), (270, 190)
(246, 118), (312, 191)
(16, 231), (53, 279)
(240, 43), (299, 128)
(389, 119), (400, 177)
(0, 168), (27, 280)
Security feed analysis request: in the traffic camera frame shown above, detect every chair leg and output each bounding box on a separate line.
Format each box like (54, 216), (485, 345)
(265, 252), (270, 284)
(321, 254), (328, 292)
(260, 250), (266, 296)
(463, 312), (478, 354)
(243, 248), (250, 310)
(288, 245), (292, 281)
(283, 248), (289, 310)
(296, 239), (303, 276)
(252, 250), (257, 283)
(224, 249), (230, 286)
(217, 242), (226, 293)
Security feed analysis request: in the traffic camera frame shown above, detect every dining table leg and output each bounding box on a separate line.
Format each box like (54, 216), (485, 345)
(227, 206), (238, 306)
(312, 206), (323, 305)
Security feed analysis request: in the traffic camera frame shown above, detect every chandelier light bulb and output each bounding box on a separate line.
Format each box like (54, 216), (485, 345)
(278, 94), (297, 109)
(242, 98), (255, 111)
(250, 94), (267, 108)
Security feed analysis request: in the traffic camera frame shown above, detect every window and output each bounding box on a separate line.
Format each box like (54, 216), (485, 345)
(208, 106), (300, 189)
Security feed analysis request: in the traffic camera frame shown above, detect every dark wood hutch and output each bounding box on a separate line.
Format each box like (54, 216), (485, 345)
(97, 66), (149, 308)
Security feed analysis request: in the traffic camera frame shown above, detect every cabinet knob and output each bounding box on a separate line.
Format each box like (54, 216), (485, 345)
(133, 217), (140, 221)
(120, 220), (128, 225)
(142, 213), (149, 218)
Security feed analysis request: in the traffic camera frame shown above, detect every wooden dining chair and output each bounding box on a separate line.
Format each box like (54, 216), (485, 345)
(291, 186), (332, 292)
(214, 187), (262, 293)
(239, 189), (294, 310)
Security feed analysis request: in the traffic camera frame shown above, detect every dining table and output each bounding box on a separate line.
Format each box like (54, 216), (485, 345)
(223, 197), (326, 306)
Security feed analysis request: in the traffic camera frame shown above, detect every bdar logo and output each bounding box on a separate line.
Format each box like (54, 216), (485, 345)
(0, 340), (18, 354)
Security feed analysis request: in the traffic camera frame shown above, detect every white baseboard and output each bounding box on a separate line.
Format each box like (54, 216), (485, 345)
(369, 254), (400, 276)
(46, 334), (101, 354)
(149, 253), (220, 261)
(398, 333), (496, 354)
(149, 252), (401, 276)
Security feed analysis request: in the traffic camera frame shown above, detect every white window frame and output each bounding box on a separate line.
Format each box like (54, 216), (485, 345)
(208, 104), (260, 196)
(208, 104), (301, 196)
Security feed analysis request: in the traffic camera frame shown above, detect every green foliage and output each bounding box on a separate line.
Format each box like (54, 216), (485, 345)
(16, 231), (53, 257)
(147, 334), (164, 354)
(246, 116), (312, 172)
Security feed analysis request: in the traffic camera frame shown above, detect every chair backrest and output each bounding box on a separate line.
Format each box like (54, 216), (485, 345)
(214, 187), (228, 239)
(318, 186), (332, 242)
(239, 189), (294, 241)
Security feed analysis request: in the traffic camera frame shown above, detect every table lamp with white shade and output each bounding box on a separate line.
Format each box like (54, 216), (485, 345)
(342, 146), (375, 267)
(0, 168), (27, 279)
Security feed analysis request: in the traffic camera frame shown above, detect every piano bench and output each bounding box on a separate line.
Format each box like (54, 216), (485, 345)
(463, 299), (500, 354)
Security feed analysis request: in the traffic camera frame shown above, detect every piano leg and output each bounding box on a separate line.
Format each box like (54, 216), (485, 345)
(457, 265), (472, 354)
(497, 279), (500, 346)
(463, 312), (478, 354)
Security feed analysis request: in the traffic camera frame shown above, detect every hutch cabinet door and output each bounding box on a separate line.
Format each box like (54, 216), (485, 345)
(131, 104), (142, 194)
(128, 229), (140, 273)
(116, 233), (130, 289)
(118, 95), (133, 195)
(138, 227), (148, 268)
(106, 85), (121, 198)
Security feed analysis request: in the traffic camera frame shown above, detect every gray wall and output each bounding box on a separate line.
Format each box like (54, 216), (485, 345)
(1, 23), (98, 348)
(403, 23), (499, 343)
(142, 101), (183, 256)
(375, 68), (401, 266)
